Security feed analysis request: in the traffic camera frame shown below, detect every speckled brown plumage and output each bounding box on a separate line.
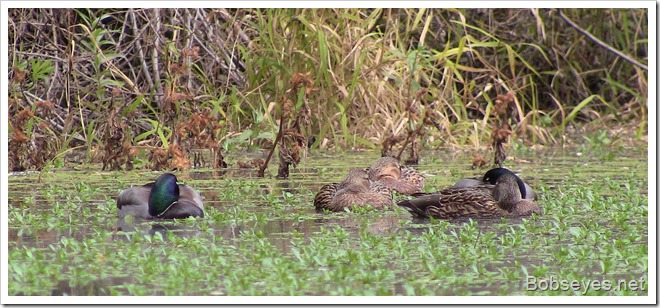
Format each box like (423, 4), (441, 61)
(314, 168), (393, 212)
(313, 183), (339, 209)
(398, 174), (541, 219)
(367, 156), (425, 195)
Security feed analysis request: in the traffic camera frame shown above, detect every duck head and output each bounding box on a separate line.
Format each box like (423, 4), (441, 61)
(483, 168), (527, 199)
(367, 156), (402, 181)
(148, 173), (181, 218)
(492, 173), (524, 211)
(340, 168), (372, 192)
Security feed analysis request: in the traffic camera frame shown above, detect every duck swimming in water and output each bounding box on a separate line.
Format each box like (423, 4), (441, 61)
(117, 173), (204, 219)
(397, 170), (541, 219)
(314, 168), (393, 212)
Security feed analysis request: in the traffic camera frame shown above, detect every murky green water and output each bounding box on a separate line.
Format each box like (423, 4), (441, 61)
(7, 147), (649, 296)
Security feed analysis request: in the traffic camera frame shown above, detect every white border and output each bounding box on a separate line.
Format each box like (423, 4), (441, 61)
(646, 0), (657, 304)
(1, 1), (655, 305)
(2, 1), (9, 304)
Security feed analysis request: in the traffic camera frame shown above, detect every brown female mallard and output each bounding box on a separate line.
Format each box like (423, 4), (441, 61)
(397, 173), (541, 219)
(452, 167), (538, 200)
(367, 156), (425, 195)
(314, 168), (393, 212)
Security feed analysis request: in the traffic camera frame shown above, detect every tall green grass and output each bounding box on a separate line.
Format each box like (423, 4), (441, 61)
(7, 8), (648, 170)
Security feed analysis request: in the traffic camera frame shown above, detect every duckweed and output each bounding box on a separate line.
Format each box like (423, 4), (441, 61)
(6, 150), (648, 297)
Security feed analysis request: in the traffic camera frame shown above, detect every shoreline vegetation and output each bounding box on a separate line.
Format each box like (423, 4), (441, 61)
(8, 8), (648, 173)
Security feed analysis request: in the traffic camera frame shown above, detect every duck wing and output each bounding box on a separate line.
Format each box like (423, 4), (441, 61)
(178, 184), (204, 209)
(452, 177), (484, 189)
(397, 186), (505, 219)
(399, 166), (425, 194)
(158, 199), (205, 219)
(116, 184), (152, 219)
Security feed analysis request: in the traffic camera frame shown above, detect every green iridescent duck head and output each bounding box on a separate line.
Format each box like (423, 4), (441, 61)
(117, 173), (204, 219)
(148, 173), (181, 218)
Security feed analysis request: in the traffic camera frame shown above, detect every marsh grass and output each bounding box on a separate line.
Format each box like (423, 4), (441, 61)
(7, 8), (648, 171)
(7, 149), (648, 296)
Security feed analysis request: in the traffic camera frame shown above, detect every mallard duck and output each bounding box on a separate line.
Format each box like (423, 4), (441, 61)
(397, 173), (541, 219)
(314, 168), (393, 212)
(117, 173), (204, 219)
(452, 167), (538, 200)
(367, 156), (425, 195)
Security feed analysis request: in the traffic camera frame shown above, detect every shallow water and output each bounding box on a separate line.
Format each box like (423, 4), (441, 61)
(7, 147), (649, 296)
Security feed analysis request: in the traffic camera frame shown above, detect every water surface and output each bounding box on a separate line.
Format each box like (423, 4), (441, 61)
(7, 148), (648, 296)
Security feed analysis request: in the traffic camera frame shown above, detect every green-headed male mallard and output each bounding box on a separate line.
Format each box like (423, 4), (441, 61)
(367, 156), (425, 195)
(117, 173), (204, 219)
(314, 168), (393, 212)
(397, 172), (541, 219)
(452, 167), (538, 200)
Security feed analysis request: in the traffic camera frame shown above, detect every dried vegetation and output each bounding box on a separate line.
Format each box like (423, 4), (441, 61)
(7, 8), (648, 172)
